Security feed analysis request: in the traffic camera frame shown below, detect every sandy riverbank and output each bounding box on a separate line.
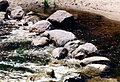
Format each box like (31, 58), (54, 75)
(7, 0), (120, 21)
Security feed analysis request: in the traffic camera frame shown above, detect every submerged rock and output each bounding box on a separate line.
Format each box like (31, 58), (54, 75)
(47, 10), (75, 27)
(52, 47), (68, 59)
(41, 30), (76, 46)
(29, 20), (52, 33)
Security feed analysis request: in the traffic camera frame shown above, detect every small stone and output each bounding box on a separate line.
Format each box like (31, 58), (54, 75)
(45, 68), (55, 78)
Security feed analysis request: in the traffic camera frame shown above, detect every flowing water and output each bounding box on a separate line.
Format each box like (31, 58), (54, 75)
(24, 6), (120, 79)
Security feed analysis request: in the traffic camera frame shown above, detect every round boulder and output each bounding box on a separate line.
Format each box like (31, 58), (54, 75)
(41, 30), (76, 46)
(47, 10), (75, 28)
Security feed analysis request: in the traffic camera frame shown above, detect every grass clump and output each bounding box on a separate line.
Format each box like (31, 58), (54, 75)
(5, 54), (50, 65)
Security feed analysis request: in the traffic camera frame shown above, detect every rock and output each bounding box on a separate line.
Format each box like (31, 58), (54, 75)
(0, 0), (9, 12)
(0, 12), (5, 21)
(45, 68), (55, 78)
(52, 47), (68, 59)
(79, 56), (110, 66)
(86, 64), (108, 72)
(64, 40), (85, 53)
(32, 37), (49, 46)
(41, 30), (76, 46)
(80, 64), (109, 77)
(29, 20), (52, 33)
(47, 10), (75, 27)
(9, 6), (24, 19)
(80, 65), (105, 77)
(72, 43), (98, 59)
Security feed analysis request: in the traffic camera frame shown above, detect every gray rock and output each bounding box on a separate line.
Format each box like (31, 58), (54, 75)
(52, 47), (68, 59)
(64, 40), (85, 53)
(79, 56), (110, 66)
(41, 30), (76, 46)
(9, 6), (24, 19)
(72, 43), (98, 59)
(47, 10), (75, 27)
(29, 20), (52, 33)
(32, 37), (49, 46)
(85, 64), (108, 72)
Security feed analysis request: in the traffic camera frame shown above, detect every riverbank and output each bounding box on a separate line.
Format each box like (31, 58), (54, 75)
(7, 0), (120, 21)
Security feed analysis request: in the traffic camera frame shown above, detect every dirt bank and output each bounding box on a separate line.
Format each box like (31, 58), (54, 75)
(7, 0), (120, 21)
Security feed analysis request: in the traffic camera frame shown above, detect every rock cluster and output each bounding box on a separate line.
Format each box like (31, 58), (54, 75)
(0, 1), (117, 82)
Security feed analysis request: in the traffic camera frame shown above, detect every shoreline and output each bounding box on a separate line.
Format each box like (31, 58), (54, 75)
(8, 0), (120, 21)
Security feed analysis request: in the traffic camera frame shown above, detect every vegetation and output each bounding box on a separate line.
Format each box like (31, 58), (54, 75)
(0, 54), (49, 65)
(0, 64), (35, 73)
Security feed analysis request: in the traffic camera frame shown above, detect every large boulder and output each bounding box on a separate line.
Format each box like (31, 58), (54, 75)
(41, 30), (76, 46)
(8, 6), (24, 19)
(80, 64), (108, 77)
(52, 47), (68, 59)
(0, 0), (9, 12)
(29, 20), (52, 33)
(72, 43), (98, 59)
(47, 10), (75, 28)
